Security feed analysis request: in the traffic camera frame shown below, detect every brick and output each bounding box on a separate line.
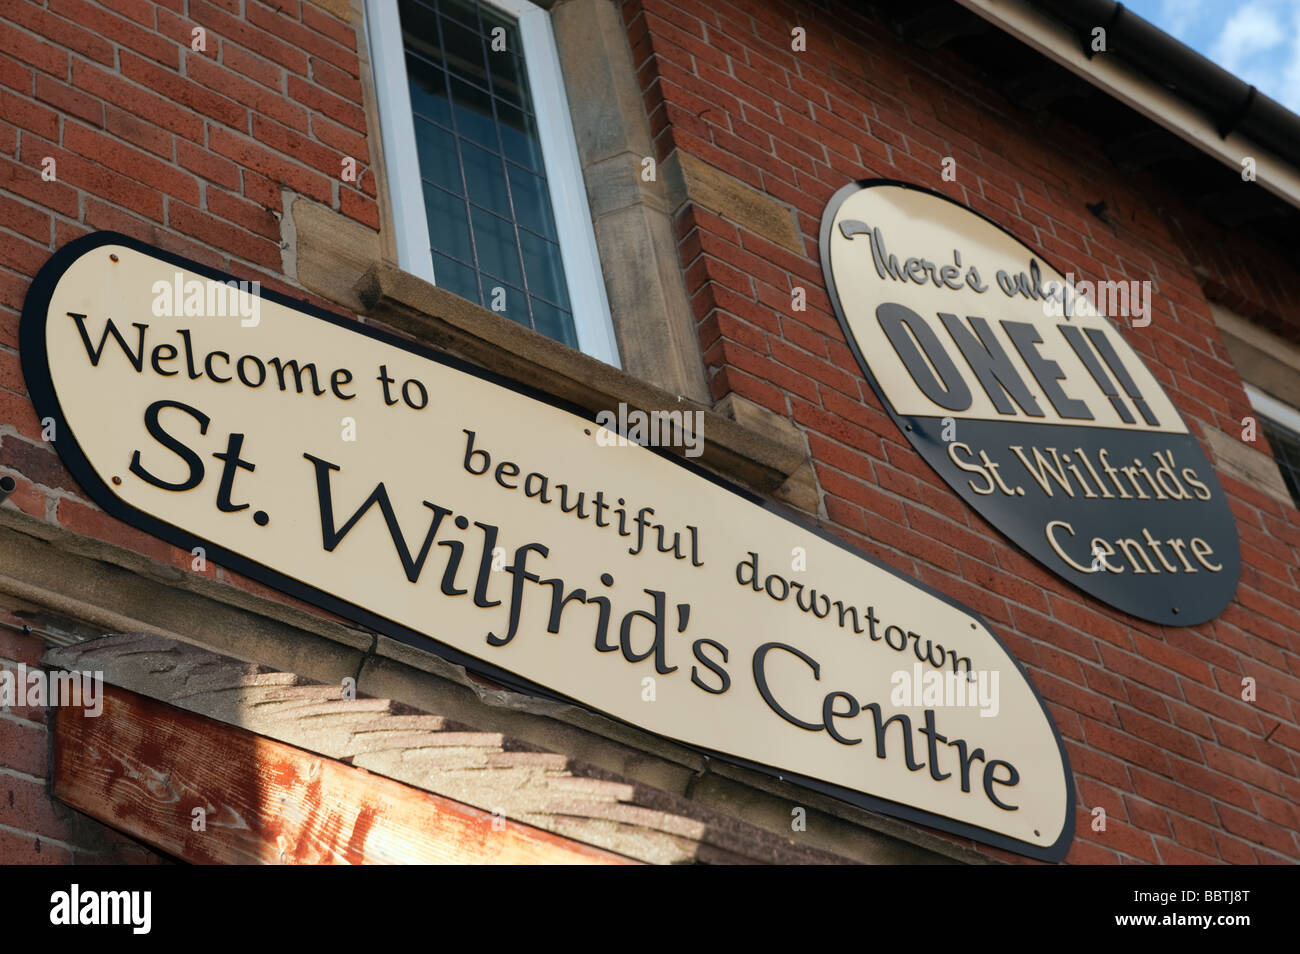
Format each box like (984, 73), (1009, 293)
(63, 123), (199, 205)
(72, 61), (205, 143)
(0, 88), (58, 140)
(0, 271), (28, 315)
(1168, 756), (1255, 812)
(1216, 805), (1299, 859)
(1046, 594), (1132, 649)
(768, 337), (859, 398)
(155, 6), (202, 49)
(1067, 838), (1120, 864)
(56, 497), (176, 565)
(1091, 817), (1160, 863)
(0, 194), (51, 245)
(0, 827), (72, 864)
(1203, 740), (1287, 796)
(1096, 643), (1181, 697)
(206, 188), (281, 240)
(1166, 698), (1214, 741)
(102, 0), (160, 27)
(915, 564), (1009, 623)
(84, 198), (226, 268)
(1116, 708), (1203, 762)
(722, 339), (817, 402)
(813, 463), (903, 524)
(1129, 767), (1217, 824)
(209, 126), (331, 204)
(191, 0), (310, 76)
(791, 396), (883, 456)
(34, 74), (102, 128)
(120, 52), (248, 132)
(339, 186), (378, 230)
(1031, 671), (1116, 724)
(904, 505), (997, 566)
(0, 717), (47, 777)
(1154, 840), (1217, 864)
(0, 23), (68, 79)
(221, 41), (285, 92)
(0, 772), (76, 840)
(708, 365), (785, 415)
(169, 200), (283, 267)
(246, 1), (358, 75)
(104, 105), (172, 160)
(0, 0), (1291, 871)
(1, 3), (114, 66)
(309, 113), (369, 164)
(301, 1), (358, 52)
(308, 56), (362, 102)
(176, 137), (240, 190)
(1253, 788), (1300, 831)
(1182, 680), (1264, 734)
(964, 557), (1051, 614)
(48, 0), (179, 68)
(285, 75), (367, 135)
(1081, 717), (1171, 776)
(241, 168), (284, 211)
(250, 114), (343, 177)
(0, 387), (43, 443)
(1123, 796), (1170, 837)
(0, 227), (49, 277)
(186, 51), (309, 132)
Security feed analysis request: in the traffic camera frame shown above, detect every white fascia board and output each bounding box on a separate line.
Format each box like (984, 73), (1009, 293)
(955, 0), (1300, 214)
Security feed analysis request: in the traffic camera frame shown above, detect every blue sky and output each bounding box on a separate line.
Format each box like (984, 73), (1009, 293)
(1125, 0), (1300, 111)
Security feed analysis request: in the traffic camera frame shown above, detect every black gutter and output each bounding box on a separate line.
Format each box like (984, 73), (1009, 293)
(1023, 0), (1300, 170)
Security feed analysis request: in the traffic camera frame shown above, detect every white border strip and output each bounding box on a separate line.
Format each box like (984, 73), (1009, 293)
(1245, 383), (1300, 435)
(363, 0), (436, 284)
(511, 0), (621, 367)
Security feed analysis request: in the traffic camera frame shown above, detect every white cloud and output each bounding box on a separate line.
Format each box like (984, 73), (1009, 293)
(1278, 6), (1300, 111)
(1158, 0), (1208, 41)
(1211, 1), (1285, 73)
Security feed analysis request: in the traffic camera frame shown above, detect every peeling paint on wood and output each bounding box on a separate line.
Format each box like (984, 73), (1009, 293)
(52, 685), (636, 865)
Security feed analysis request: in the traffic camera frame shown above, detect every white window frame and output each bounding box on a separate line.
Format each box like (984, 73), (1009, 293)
(363, 0), (620, 367)
(1245, 384), (1300, 436)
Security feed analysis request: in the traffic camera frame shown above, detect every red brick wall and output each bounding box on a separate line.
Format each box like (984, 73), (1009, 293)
(623, 0), (1300, 863)
(0, 0), (1297, 864)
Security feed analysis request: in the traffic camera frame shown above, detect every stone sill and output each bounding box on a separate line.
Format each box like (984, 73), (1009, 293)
(354, 261), (810, 500)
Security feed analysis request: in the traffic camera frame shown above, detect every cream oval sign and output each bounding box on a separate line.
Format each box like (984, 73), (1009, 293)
(21, 232), (1074, 860)
(821, 181), (1239, 625)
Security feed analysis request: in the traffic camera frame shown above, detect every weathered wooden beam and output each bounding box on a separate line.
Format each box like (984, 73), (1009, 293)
(51, 684), (635, 865)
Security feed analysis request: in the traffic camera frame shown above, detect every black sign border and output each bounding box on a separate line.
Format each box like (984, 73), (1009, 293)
(20, 230), (1075, 862)
(818, 178), (1241, 626)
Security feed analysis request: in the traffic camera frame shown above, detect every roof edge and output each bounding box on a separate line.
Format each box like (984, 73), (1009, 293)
(956, 0), (1300, 213)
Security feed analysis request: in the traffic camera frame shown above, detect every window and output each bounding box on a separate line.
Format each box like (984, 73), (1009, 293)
(365, 0), (618, 365)
(1246, 384), (1300, 509)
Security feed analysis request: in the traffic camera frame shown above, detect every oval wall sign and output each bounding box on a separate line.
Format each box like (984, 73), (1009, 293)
(21, 232), (1074, 860)
(820, 181), (1240, 626)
